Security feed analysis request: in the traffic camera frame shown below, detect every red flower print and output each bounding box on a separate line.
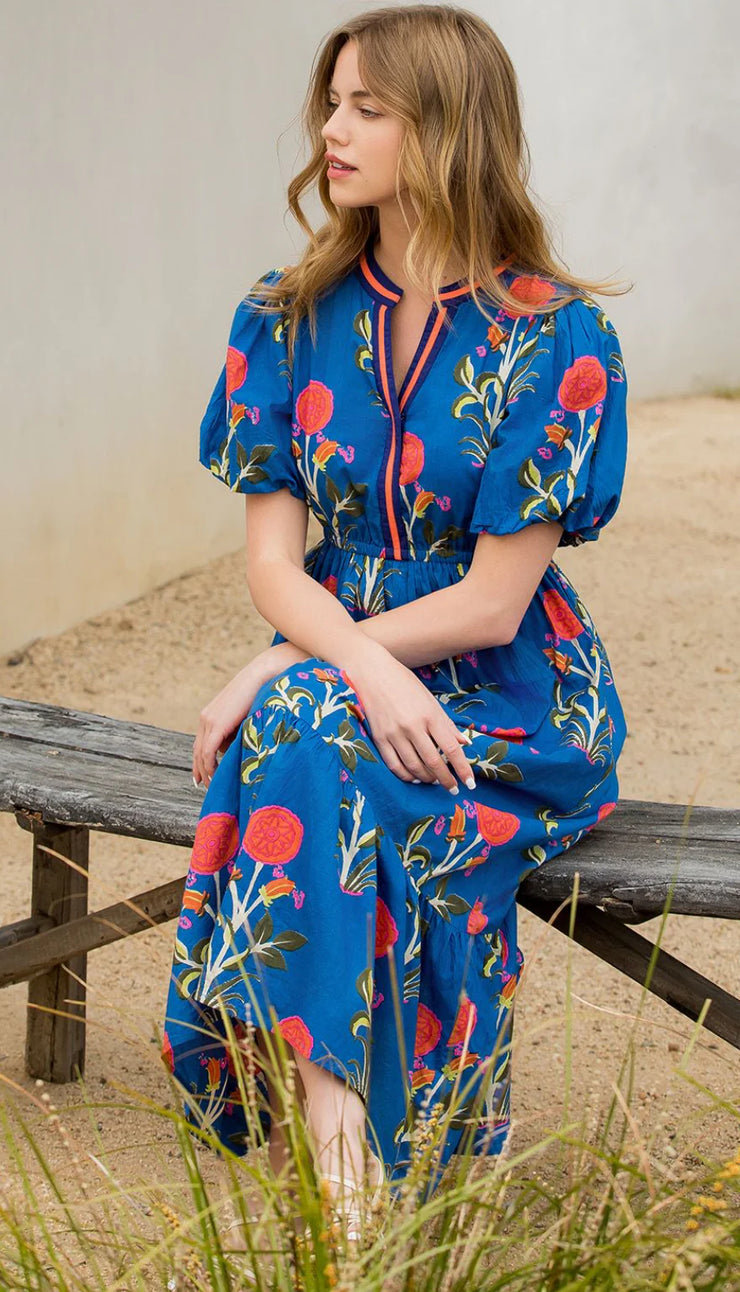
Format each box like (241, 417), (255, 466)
(467, 899), (489, 934)
(491, 726), (526, 743)
(295, 380), (334, 434)
(506, 276), (557, 315)
(273, 1014), (314, 1059)
(475, 803), (521, 847)
(191, 812), (240, 875)
(558, 356), (607, 411)
(542, 589), (584, 641)
(161, 1031), (174, 1073)
(226, 346), (247, 396)
(448, 995), (478, 1046)
(375, 897), (399, 957)
(597, 801), (617, 822)
(321, 574), (338, 596)
(399, 431), (425, 485)
(414, 1002), (443, 1057)
(242, 805), (304, 866)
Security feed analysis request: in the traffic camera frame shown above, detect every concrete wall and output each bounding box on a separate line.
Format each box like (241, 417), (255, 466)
(1, 0), (737, 654)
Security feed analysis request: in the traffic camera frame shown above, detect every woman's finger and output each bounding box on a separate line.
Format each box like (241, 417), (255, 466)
(431, 723), (476, 790)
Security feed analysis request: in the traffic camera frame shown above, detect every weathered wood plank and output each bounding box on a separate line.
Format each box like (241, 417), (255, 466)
(26, 823), (89, 1082)
(0, 695), (193, 770)
(0, 915), (54, 951)
(1, 735), (202, 846)
(520, 895), (740, 1050)
(0, 875), (187, 988)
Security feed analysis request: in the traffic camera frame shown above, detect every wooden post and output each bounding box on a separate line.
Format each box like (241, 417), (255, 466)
(25, 821), (89, 1081)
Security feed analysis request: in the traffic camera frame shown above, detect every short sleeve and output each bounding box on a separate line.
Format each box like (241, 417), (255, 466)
(469, 295), (628, 547)
(198, 268), (305, 500)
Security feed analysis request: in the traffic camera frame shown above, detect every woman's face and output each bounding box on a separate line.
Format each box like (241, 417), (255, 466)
(321, 40), (405, 209)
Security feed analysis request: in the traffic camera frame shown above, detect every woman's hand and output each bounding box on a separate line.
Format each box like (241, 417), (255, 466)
(192, 642), (309, 788)
(347, 647), (476, 794)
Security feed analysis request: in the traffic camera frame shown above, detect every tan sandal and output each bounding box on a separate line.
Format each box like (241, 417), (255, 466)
(308, 1147), (385, 1245)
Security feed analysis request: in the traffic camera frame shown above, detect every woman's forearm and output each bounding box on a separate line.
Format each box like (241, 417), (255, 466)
(248, 557), (506, 675)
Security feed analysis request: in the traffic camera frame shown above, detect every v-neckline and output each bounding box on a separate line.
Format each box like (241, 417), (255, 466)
(357, 238), (478, 417)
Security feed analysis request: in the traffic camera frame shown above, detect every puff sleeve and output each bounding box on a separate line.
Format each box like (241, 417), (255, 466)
(198, 268), (305, 500)
(469, 295), (628, 546)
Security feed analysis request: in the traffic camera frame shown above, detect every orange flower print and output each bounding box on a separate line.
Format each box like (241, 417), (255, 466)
(508, 275), (557, 313)
(448, 994), (478, 1046)
(500, 976), (517, 1007)
(412, 490), (435, 517)
(475, 803), (521, 847)
(161, 1031), (174, 1073)
(313, 668), (338, 684)
(182, 888), (209, 914)
(226, 1043), (263, 1081)
(322, 574), (338, 596)
(273, 1014), (314, 1059)
(447, 1051), (480, 1075)
(399, 431), (425, 485)
(242, 805), (304, 866)
(262, 876), (296, 905)
(295, 380), (334, 434)
(543, 646), (573, 674)
(597, 801), (617, 822)
(467, 898), (489, 934)
(414, 1002), (443, 1057)
(447, 803), (467, 842)
(411, 1065), (436, 1090)
(191, 812), (240, 875)
(226, 346), (247, 396)
(542, 589), (584, 641)
(375, 897), (399, 957)
(544, 422), (571, 449)
(486, 322), (507, 350)
(229, 402), (246, 429)
(205, 1056), (223, 1091)
(558, 355), (607, 411)
(314, 439), (339, 468)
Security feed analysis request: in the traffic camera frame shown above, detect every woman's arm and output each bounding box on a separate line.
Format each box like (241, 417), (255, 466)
(246, 492), (564, 674)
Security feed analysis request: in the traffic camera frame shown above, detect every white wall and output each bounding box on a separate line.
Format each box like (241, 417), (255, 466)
(1, 1), (737, 654)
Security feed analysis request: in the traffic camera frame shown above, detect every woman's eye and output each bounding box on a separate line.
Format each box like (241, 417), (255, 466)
(326, 102), (379, 119)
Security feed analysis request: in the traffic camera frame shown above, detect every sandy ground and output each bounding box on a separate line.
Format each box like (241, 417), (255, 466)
(0, 394), (738, 1223)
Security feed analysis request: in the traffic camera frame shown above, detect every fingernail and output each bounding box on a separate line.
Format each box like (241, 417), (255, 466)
(412, 777), (421, 784)
(465, 776), (476, 790)
(192, 776), (199, 788)
(448, 784), (459, 795)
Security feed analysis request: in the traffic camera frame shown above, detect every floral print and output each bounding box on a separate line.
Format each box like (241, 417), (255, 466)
(163, 234), (628, 1200)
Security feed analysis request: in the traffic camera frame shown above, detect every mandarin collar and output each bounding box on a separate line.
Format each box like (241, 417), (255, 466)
(355, 236), (481, 305)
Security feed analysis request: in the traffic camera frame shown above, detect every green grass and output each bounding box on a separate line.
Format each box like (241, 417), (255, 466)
(1, 895), (738, 1291)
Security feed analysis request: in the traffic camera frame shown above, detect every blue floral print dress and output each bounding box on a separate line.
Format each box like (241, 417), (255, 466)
(162, 235), (628, 1200)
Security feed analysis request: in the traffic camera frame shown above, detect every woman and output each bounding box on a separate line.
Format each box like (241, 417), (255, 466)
(161, 2), (629, 1236)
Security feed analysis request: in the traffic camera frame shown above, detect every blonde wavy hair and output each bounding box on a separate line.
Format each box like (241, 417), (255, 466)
(248, 4), (631, 364)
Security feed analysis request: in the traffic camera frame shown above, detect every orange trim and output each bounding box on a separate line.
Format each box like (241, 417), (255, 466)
(399, 309), (448, 414)
(377, 306), (403, 558)
(359, 252), (401, 303)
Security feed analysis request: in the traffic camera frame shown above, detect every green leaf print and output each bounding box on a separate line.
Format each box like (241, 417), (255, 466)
(517, 458), (541, 490)
(454, 354), (475, 386)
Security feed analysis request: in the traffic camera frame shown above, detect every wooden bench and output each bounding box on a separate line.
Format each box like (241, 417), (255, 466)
(1, 695), (738, 1083)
